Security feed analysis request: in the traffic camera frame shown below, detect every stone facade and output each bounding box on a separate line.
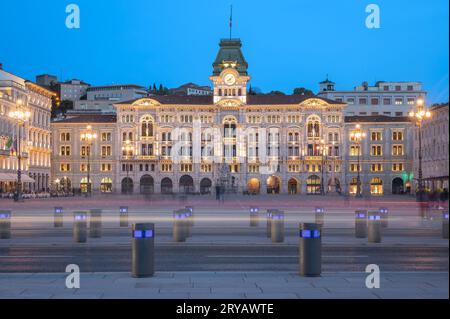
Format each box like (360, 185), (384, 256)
(50, 38), (416, 196)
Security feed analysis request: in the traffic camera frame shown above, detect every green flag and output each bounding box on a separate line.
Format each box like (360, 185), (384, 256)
(5, 136), (13, 149)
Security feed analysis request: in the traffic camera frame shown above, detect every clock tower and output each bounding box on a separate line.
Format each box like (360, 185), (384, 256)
(210, 39), (250, 105)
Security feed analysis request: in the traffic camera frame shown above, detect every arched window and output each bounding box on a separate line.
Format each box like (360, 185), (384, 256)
(100, 178), (113, 193)
(140, 115), (154, 137)
(307, 116), (321, 138)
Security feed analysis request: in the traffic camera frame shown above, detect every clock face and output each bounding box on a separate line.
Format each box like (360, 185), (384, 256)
(224, 74), (236, 86)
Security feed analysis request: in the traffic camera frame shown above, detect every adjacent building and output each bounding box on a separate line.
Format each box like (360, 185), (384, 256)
(0, 68), (55, 193)
(74, 84), (148, 113)
(318, 80), (426, 117)
(58, 79), (91, 102)
(413, 103), (449, 192)
(169, 83), (213, 96)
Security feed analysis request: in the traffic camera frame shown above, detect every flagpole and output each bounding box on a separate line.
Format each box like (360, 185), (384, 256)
(229, 5), (233, 40)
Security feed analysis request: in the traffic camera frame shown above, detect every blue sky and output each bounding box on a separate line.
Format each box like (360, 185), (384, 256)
(0, 0), (448, 103)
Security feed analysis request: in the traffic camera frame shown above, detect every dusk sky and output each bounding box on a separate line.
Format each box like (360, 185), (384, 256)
(0, 0), (448, 103)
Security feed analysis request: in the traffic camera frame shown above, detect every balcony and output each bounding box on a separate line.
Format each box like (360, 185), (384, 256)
(304, 155), (323, 161)
(136, 155), (157, 161)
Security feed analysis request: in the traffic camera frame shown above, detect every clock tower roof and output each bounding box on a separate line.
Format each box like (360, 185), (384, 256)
(212, 38), (248, 76)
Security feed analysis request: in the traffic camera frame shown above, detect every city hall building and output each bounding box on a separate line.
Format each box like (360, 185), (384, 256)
(51, 38), (416, 196)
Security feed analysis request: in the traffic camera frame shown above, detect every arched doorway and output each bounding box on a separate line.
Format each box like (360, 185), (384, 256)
(121, 177), (133, 194)
(247, 178), (260, 194)
(100, 178), (113, 193)
(349, 177), (358, 195)
(392, 177), (404, 195)
(60, 177), (72, 192)
(288, 178), (298, 194)
(200, 178), (212, 194)
(306, 175), (321, 195)
(266, 176), (281, 194)
(161, 178), (173, 194)
(80, 177), (92, 194)
(370, 177), (383, 195)
(179, 175), (194, 194)
(140, 175), (154, 194)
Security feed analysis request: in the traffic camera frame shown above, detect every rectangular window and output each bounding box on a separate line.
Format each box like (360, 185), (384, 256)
(392, 163), (404, 171)
(101, 132), (111, 142)
(349, 145), (361, 156)
(392, 131), (404, 141)
(60, 146), (71, 156)
(371, 145), (382, 156)
(392, 145), (404, 156)
(371, 131), (382, 141)
(383, 98), (391, 105)
(101, 146), (112, 157)
(81, 146), (90, 157)
(370, 163), (383, 172)
(60, 163), (71, 172)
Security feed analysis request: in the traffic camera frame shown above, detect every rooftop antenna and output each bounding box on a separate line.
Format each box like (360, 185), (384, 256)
(229, 5), (233, 40)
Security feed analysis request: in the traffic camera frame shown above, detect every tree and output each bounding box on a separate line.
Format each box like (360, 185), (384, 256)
(268, 90), (285, 96)
(51, 100), (73, 118)
(293, 87), (314, 96)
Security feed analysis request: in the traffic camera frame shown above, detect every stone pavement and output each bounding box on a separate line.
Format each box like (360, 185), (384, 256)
(0, 271), (447, 299)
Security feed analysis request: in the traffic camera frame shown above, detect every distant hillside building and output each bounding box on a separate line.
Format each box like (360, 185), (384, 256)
(73, 84), (148, 113)
(169, 83), (212, 96)
(318, 80), (426, 117)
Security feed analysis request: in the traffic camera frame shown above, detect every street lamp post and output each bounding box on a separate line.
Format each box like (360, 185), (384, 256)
(80, 125), (97, 197)
(350, 124), (366, 198)
(8, 100), (31, 202)
(409, 96), (431, 202)
(121, 140), (134, 194)
(319, 139), (326, 195)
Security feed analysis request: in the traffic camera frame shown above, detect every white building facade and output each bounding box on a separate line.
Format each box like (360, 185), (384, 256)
(318, 80), (426, 117)
(0, 68), (54, 193)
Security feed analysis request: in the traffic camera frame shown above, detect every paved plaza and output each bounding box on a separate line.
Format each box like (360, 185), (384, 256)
(0, 194), (448, 299)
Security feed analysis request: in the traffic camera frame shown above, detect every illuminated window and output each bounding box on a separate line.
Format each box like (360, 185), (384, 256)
(349, 164), (361, 172)
(371, 131), (382, 141)
(370, 178), (383, 195)
(60, 163), (71, 172)
(392, 131), (404, 141)
(370, 163), (383, 172)
(392, 163), (404, 171)
(349, 145), (361, 156)
(371, 145), (382, 156)
(392, 145), (404, 156)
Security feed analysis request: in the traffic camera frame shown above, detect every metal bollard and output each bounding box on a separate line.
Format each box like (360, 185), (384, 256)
(299, 223), (322, 277)
(355, 210), (368, 238)
(54, 207), (63, 228)
(131, 223), (155, 278)
(443, 211), (449, 239)
(185, 206), (194, 226)
(173, 210), (187, 242)
(379, 207), (389, 228)
(73, 211), (88, 243)
(184, 208), (192, 238)
(271, 211), (285, 243)
(0, 210), (12, 239)
(266, 209), (274, 238)
(368, 211), (382, 243)
(89, 209), (102, 238)
(249, 207), (259, 227)
(119, 206), (129, 227)
(315, 207), (325, 228)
